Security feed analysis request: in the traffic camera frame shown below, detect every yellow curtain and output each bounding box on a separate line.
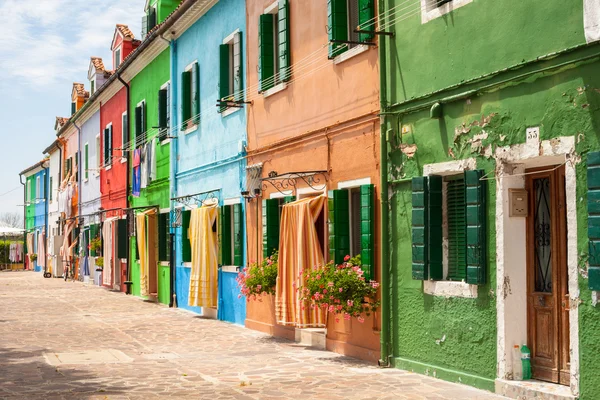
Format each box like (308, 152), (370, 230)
(136, 209), (156, 297)
(188, 205), (219, 307)
(276, 195), (326, 327)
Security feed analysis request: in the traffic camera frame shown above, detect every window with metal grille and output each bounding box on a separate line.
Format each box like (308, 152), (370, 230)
(446, 176), (466, 281)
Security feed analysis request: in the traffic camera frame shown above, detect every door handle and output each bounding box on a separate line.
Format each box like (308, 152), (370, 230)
(562, 295), (570, 311)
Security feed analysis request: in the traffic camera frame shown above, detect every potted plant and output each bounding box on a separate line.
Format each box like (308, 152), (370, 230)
(89, 237), (102, 256)
(30, 253), (38, 262)
(299, 255), (380, 323)
(236, 251), (278, 300)
(95, 256), (104, 271)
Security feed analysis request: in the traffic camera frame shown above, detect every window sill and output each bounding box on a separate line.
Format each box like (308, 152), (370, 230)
(83, 178), (89, 183)
(120, 158), (127, 164)
(182, 262), (192, 268)
(160, 139), (171, 145)
(221, 107), (239, 118)
(333, 44), (371, 65)
(263, 82), (287, 98)
(183, 124), (198, 135)
(423, 280), (478, 298)
(104, 165), (112, 171)
(159, 261), (169, 266)
(220, 265), (239, 273)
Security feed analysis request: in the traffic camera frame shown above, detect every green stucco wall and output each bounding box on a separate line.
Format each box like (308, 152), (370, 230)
(26, 176), (35, 231)
(149, 0), (181, 24)
(129, 47), (171, 301)
(382, 0), (600, 396)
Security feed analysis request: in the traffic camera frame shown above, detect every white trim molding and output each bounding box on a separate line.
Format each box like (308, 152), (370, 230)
(423, 280), (478, 298)
(338, 177), (371, 189)
(223, 198), (241, 206)
(421, 0), (473, 24)
(263, 82), (287, 98)
(333, 44), (370, 65)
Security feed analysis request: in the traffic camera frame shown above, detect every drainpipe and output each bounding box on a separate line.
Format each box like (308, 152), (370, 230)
(116, 72), (132, 294)
(168, 38), (178, 307)
(378, 0), (392, 368)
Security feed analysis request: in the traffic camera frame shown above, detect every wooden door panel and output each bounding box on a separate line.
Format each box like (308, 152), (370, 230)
(534, 307), (554, 361)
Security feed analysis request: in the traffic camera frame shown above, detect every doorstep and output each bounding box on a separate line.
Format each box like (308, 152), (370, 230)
(295, 328), (326, 350)
(495, 379), (577, 400)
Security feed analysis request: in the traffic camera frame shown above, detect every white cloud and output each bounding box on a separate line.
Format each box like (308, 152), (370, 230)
(0, 0), (144, 89)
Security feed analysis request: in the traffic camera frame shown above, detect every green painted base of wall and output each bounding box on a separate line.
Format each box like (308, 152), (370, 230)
(158, 264), (170, 305)
(131, 261), (140, 297)
(392, 357), (496, 392)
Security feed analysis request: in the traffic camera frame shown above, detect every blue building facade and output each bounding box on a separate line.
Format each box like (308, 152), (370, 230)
(170, 0), (247, 323)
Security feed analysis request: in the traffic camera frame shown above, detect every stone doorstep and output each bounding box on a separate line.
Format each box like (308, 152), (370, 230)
(43, 349), (133, 366)
(295, 328), (326, 350)
(495, 379), (577, 400)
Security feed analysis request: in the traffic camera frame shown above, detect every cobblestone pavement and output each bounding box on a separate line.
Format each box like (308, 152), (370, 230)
(0, 272), (506, 400)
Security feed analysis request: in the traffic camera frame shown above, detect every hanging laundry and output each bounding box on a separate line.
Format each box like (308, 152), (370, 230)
(150, 138), (157, 182)
(140, 144), (148, 189)
(188, 204), (219, 308)
(133, 148), (141, 197)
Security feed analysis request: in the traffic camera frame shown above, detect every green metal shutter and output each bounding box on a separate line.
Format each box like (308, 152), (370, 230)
(360, 184), (375, 281)
(263, 199), (280, 258)
(147, 7), (157, 32)
(233, 32), (243, 101)
(327, 0), (348, 58)
(158, 213), (168, 262)
(141, 102), (146, 134)
(464, 169), (486, 285)
(191, 63), (200, 124)
(84, 144), (89, 180)
(181, 70), (191, 128)
(588, 152), (600, 290)
(278, 0), (291, 82)
(108, 125), (113, 165)
(328, 189), (350, 264)
(219, 44), (230, 103)
(259, 14), (275, 93)
(158, 88), (167, 130)
(220, 206), (232, 265)
(428, 175), (443, 280)
(358, 0), (374, 42)
(117, 219), (128, 259)
(446, 178), (466, 281)
(141, 15), (148, 38)
(412, 177), (428, 280)
(104, 128), (109, 165)
(182, 210), (192, 263)
(71, 102), (76, 115)
(135, 106), (142, 140)
(283, 196), (296, 204)
(90, 224), (98, 257)
(233, 204), (243, 266)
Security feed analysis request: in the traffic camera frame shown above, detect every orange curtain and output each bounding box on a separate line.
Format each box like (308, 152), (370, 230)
(276, 195), (326, 327)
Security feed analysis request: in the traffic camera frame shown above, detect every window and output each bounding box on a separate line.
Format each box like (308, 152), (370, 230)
(141, 6), (157, 38)
(117, 219), (128, 259)
(96, 134), (101, 169)
(219, 31), (243, 113)
(49, 177), (53, 202)
(84, 143), (89, 180)
(258, 0), (290, 93)
(181, 209), (191, 263)
(411, 170), (486, 285)
(104, 124), (113, 167)
(121, 112), (128, 156)
(158, 213), (170, 262)
(90, 80), (95, 95)
(220, 203), (244, 266)
(421, 0), (473, 24)
(71, 101), (76, 115)
(327, 0), (374, 58)
(158, 82), (171, 139)
(328, 184), (375, 280)
(36, 177), (40, 200)
(181, 64), (199, 130)
(262, 196), (295, 258)
(115, 48), (121, 69)
(134, 101), (146, 145)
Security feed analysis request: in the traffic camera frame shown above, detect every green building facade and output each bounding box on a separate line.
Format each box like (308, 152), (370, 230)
(379, 0), (600, 398)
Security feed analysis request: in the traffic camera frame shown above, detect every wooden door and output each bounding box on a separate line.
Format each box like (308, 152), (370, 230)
(526, 165), (569, 385)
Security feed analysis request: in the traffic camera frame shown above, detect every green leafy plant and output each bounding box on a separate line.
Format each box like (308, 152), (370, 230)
(30, 253), (38, 262)
(95, 256), (104, 267)
(236, 251), (278, 300)
(299, 255), (380, 323)
(89, 236), (102, 253)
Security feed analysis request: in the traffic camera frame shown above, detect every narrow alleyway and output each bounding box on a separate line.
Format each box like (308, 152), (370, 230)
(0, 272), (505, 399)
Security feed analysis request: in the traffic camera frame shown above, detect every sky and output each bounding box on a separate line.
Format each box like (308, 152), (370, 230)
(0, 0), (145, 216)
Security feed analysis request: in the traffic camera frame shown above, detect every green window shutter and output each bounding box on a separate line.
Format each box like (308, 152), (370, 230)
(158, 88), (168, 131)
(412, 177), (428, 280)
(358, 0), (374, 42)
(283, 196), (296, 204)
(117, 219), (128, 259)
(108, 125), (113, 165)
(360, 184), (375, 281)
(428, 175), (443, 280)
(263, 199), (280, 258)
(181, 70), (191, 127)
(147, 7), (157, 32)
(233, 32), (243, 101)
(219, 44), (230, 102)
(464, 169), (486, 285)
(446, 178), (466, 281)
(141, 102), (146, 134)
(191, 63), (200, 124)
(84, 144), (89, 180)
(104, 128), (109, 165)
(158, 213), (168, 262)
(278, 0), (291, 82)
(141, 15), (148, 38)
(71, 102), (76, 115)
(588, 152), (600, 290)
(135, 105), (142, 139)
(90, 224), (98, 257)
(182, 210), (192, 263)
(328, 189), (350, 264)
(220, 206), (232, 265)
(327, 0), (348, 58)
(259, 13), (275, 92)
(233, 203), (243, 266)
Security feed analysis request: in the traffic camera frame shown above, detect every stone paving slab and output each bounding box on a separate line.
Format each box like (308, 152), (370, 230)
(0, 271), (507, 399)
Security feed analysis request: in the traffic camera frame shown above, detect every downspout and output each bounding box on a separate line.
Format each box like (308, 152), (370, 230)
(116, 72), (132, 295)
(378, 0), (392, 368)
(168, 38), (178, 307)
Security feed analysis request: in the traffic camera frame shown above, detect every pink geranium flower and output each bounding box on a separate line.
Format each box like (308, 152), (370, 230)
(357, 316), (365, 323)
(344, 255), (351, 262)
(338, 287), (343, 293)
(327, 282), (334, 287)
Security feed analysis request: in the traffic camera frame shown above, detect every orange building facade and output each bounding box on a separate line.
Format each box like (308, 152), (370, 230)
(244, 0), (381, 362)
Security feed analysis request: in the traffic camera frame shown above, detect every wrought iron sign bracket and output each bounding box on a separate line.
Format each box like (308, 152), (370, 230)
(171, 189), (221, 208)
(329, 39), (377, 47)
(261, 171), (328, 196)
